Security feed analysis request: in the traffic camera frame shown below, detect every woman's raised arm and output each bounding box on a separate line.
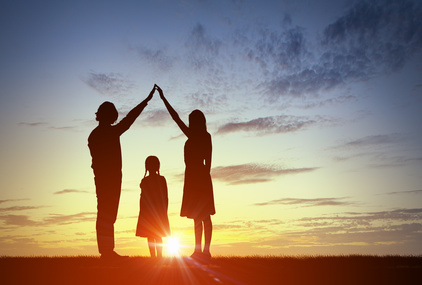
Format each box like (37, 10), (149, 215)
(156, 85), (190, 137)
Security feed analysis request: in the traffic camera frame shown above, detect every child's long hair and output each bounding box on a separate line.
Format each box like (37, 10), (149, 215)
(144, 156), (160, 178)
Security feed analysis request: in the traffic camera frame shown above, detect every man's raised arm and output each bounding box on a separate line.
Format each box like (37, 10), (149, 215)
(116, 85), (155, 134)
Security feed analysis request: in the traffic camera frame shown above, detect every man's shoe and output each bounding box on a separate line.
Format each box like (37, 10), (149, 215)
(101, 251), (128, 261)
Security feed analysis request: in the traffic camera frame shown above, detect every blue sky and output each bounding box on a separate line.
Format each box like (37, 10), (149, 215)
(1, 0), (422, 256)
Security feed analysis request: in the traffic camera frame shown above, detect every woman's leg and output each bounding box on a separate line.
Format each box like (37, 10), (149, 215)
(203, 216), (212, 255)
(147, 237), (156, 257)
(156, 237), (163, 258)
(193, 219), (203, 253)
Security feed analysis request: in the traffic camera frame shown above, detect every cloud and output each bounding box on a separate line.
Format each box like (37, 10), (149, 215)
(18, 121), (82, 132)
(0, 212), (96, 227)
(43, 212), (96, 225)
(18, 122), (48, 127)
(337, 134), (405, 148)
(216, 115), (333, 135)
(126, 1), (422, 106)
(322, 0), (422, 72)
(227, 208), (422, 254)
(331, 134), (416, 168)
(216, 116), (306, 135)
(185, 23), (223, 71)
(0, 215), (38, 226)
(238, 0), (422, 100)
(131, 23), (222, 74)
(81, 71), (135, 96)
(0, 206), (45, 212)
(254, 197), (356, 207)
(0, 199), (29, 204)
(298, 95), (358, 109)
(299, 208), (422, 224)
(212, 163), (318, 185)
(139, 109), (172, 127)
(386, 190), (422, 195)
(185, 92), (228, 113)
(130, 45), (177, 70)
(54, 189), (89, 195)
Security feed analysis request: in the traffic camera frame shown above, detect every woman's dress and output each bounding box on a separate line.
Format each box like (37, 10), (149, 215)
(180, 133), (216, 219)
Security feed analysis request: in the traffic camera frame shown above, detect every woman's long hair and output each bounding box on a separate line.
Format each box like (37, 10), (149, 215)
(189, 109), (207, 135)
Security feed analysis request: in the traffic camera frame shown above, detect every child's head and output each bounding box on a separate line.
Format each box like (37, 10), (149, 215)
(145, 156), (160, 177)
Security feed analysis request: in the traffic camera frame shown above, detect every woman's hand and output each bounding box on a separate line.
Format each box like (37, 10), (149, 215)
(155, 84), (165, 99)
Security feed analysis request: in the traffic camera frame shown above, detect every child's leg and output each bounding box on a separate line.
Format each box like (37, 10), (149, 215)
(193, 219), (203, 253)
(203, 216), (212, 255)
(147, 237), (156, 257)
(156, 237), (163, 258)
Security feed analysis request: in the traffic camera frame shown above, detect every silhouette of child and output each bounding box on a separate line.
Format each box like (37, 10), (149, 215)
(136, 156), (170, 258)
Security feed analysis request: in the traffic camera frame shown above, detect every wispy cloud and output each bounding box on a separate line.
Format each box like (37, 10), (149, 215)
(138, 109), (172, 127)
(130, 45), (177, 71)
(220, 208), (422, 254)
(128, 1), (422, 106)
(18, 122), (48, 127)
(321, 0), (422, 73)
(185, 23), (223, 71)
(331, 134), (416, 168)
(212, 163), (318, 185)
(185, 92), (228, 113)
(216, 115), (324, 135)
(0, 199), (29, 204)
(0, 206), (45, 212)
(54, 189), (90, 195)
(254, 197), (356, 207)
(81, 71), (135, 96)
(0, 212), (96, 227)
(385, 190), (422, 195)
(300, 208), (422, 224)
(259, 0), (422, 100)
(18, 121), (81, 132)
(336, 134), (405, 149)
(0, 215), (38, 226)
(43, 212), (96, 225)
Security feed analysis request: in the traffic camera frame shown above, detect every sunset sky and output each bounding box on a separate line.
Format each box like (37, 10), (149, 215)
(1, 0), (422, 257)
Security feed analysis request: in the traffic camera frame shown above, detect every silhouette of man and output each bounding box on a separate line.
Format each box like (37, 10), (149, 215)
(88, 86), (155, 259)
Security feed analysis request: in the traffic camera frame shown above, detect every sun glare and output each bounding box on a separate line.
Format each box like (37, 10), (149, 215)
(166, 236), (181, 256)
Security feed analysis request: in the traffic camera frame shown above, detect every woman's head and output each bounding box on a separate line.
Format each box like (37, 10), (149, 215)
(145, 155), (160, 176)
(96, 101), (118, 124)
(189, 109), (207, 134)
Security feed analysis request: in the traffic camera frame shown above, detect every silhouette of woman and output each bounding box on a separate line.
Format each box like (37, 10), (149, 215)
(156, 85), (215, 259)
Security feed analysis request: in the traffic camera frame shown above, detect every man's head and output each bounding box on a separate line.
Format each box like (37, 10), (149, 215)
(96, 102), (118, 124)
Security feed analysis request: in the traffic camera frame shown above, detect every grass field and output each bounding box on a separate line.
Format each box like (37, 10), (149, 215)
(1, 255), (421, 285)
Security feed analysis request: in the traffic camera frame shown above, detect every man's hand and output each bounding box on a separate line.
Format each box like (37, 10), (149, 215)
(146, 85), (156, 101)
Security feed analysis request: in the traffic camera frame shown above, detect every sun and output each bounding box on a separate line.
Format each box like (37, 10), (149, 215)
(166, 236), (181, 256)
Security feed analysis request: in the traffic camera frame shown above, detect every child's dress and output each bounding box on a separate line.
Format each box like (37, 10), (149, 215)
(136, 175), (170, 238)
